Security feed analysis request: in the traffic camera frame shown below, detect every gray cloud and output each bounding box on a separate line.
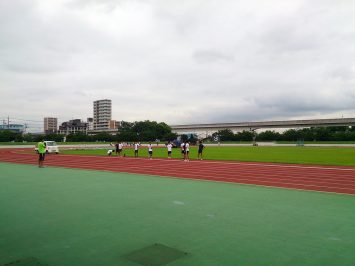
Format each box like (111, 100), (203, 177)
(0, 0), (355, 132)
(193, 50), (234, 64)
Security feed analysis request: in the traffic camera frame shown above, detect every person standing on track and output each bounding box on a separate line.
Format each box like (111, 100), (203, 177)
(37, 140), (46, 168)
(180, 141), (185, 160)
(166, 142), (173, 158)
(198, 140), (205, 160)
(117, 142), (123, 157)
(115, 142), (119, 156)
(134, 142), (139, 158)
(185, 141), (190, 161)
(148, 142), (153, 159)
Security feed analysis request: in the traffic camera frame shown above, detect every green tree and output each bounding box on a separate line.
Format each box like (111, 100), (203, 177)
(258, 130), (281, 141)
(66, 132), (90, 142)
(213, 129), (235, 141)
(120, 120), (175, 142)
(0, 130), (16, 142)
(45, 133), (65, 142)
(235, 130), (254, 141)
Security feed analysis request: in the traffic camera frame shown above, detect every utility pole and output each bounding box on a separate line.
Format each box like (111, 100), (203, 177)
(7, 116), (10, 130)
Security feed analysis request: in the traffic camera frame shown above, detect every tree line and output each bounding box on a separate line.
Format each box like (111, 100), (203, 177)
(1, 124), (355, 143)
(0, 120), (177, 143)
(211, 126), (355, 142)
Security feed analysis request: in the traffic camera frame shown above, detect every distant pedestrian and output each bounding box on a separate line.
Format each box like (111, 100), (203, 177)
(185, 141), (190, 161)
(37, 140), (46, 168)
(117, 142), (123, 157)
(134, 142), (139, 158)
(148, 143), (153, 159)
(115, 142), (119, 155)
(180, 141), (186, 160)
(198, 140), (205, 160)
(166, 142), (173, 158)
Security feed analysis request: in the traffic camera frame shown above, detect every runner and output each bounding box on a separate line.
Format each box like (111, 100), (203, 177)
(198, 140), (205, 160)
(148, 143), (153, 159)
(134, 142), (139, 158)
(166, 142), (173, 158)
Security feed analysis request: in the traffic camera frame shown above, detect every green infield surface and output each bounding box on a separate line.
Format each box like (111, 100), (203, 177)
(1, 163), (355, 266)
(62, 146), (355, 167)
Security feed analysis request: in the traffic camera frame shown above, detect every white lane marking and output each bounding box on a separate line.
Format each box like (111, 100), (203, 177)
(173, 201), (185, 205)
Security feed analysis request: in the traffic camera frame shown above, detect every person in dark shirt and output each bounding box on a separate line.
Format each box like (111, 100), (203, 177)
(180, 142), (186, 160)
(115, 142), (119, 155)
(198, 141), (205, 160)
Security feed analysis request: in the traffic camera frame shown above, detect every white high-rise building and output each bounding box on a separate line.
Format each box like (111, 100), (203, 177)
(93, 99), (112, 131)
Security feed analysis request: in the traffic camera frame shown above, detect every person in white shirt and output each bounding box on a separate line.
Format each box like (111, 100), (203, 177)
(166, 142), (173, 158)
(117, 142), (123, 157)
(148, 143), (153, 159)
(134, 142), (139, 158)
(185, 141), (190, 161)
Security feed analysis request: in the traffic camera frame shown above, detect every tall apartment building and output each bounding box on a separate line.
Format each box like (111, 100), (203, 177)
(44, 117), (58, 134)
(93, 99), (112, 131)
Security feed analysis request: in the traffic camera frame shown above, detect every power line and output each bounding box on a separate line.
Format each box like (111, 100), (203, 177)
(9, 117), (43, 123)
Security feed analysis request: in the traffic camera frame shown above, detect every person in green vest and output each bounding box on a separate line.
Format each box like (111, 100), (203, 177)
(37, 140), (46, 168)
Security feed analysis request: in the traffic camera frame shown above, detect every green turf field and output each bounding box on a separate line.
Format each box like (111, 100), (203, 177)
(2, 141), (355, 146)
(203, 141), (355, 144)
(62, 146), (355, 167)
(1, 162), (354, 265)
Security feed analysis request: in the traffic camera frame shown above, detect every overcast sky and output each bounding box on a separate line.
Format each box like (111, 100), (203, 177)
(1, 0), (355, 131)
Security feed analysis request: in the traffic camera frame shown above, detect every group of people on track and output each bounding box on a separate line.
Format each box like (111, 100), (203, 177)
(109, 140), (205, 161)
(37, 139), (205, 168)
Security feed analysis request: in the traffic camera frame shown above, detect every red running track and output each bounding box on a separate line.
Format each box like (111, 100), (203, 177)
(1, 148), (355, 195)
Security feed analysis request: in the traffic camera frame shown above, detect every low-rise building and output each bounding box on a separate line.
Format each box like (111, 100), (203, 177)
(0, 124), (25, 133)
(58, 119), (88, 135)
(109, 120), (120, 130)
(87, 118), (94, 131)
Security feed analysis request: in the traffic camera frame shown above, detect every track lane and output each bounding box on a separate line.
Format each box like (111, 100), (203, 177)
(1, 149), (355, 195)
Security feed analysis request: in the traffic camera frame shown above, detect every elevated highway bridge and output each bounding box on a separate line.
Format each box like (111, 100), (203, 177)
(171, 118), (355, 137)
